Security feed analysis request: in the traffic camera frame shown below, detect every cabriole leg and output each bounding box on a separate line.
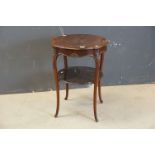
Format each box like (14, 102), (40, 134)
(63, 56), (69, 100)
(53, 54), (60, 117)
(93, 53), (100, 122)
(98, 53), (104, 103)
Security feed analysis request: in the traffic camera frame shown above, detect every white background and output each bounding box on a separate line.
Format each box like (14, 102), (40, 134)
(0, 0), (155, 154)
(0, 0), (155, 26)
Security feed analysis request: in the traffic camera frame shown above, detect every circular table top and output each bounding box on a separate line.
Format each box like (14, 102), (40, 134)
(52, 34), (109, 50)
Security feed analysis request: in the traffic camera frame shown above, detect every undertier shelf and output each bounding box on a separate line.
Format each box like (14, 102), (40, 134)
(58, 66), (103, 84)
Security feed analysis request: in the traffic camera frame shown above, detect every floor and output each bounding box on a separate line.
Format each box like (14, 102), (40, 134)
(0, 84), (155, 129)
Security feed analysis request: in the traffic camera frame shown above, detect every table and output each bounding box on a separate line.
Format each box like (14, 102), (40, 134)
(52, 34), (109, 122)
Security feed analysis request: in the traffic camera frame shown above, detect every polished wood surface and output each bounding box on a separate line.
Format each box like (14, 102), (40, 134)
(52, 34), (108, 50)
(52, 54), (60, 117)
(52, 34), (108, 122)
(58, 66), (103, 84)
(98, 53), (104, 103)
(63, 56), (69, 100)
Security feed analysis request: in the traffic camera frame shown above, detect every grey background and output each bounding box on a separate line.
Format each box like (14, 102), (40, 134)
(0, 26), (155, 94)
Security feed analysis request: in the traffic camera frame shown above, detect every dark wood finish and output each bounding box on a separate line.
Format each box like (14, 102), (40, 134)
(58, 66), (103, 84)
(93, 53), (100, 122)
(64, 83), (69, 100)
(98, 53), (104, 103)
(52, 53), (60, 117)
(63, 56), (69, 100)
(52, 34), (108, 122)
(52, 34), (108, 50)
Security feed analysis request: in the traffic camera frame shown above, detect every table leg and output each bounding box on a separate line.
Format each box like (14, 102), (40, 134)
(98, 53), (104, 103)
(53, 54), (60, 117)
(93, 53), (100, 122)
(64, 83), (69, 100)
(63, 55), (69, 100)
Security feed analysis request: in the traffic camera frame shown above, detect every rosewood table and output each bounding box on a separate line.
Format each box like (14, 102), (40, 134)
(52, 34), (109, 122)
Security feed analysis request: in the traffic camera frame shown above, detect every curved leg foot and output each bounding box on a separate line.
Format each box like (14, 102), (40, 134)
(53, 54), (60, 118)
(93, 52), (100, 122)
(64, 83), (69, 100)
(54, 84), (60, 117)
(93, 83), (98, 122)
(54, 90), (60, 117)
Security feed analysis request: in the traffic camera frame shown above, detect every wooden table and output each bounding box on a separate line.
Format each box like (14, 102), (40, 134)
(52, 34), (109, 122)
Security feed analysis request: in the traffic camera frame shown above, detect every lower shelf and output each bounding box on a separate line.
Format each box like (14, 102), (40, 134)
(58, 66), (103, 84)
